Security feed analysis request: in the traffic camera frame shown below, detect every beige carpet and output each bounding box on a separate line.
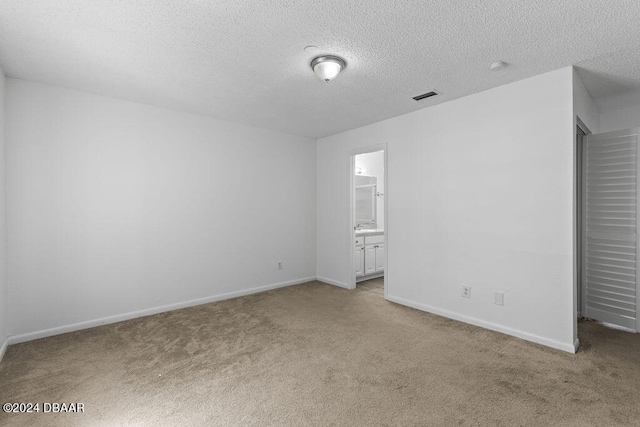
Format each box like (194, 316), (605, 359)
(1, 281), (639, 426)
(356, 277), (384, 296)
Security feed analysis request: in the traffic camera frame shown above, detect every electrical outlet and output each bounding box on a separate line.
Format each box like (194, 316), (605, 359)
(462, 286), (471, 298)
(494, 292), (504, 305)
(277, 261), (283, 270)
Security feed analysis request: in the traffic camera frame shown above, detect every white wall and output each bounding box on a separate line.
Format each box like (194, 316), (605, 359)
(599, 102), (640, 133)
(318, 67), (577, 352)
(6, 79), (317, 341)
(571, 69), (600, 341)
(355, 151), (384, 230)
(0, 66), (7, 360)
(573, 69), (600, 134)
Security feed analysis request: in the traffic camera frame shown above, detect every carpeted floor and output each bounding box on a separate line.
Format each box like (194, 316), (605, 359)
(1, 281), (639, 426)
(356, 276), (384, 296)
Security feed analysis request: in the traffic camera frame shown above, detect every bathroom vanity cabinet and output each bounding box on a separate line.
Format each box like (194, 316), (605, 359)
(355, 232), (384, 281)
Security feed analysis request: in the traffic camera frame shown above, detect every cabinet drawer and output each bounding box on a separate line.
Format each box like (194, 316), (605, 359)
(365, 235), (384, 245)
(355, 237), (364, 247)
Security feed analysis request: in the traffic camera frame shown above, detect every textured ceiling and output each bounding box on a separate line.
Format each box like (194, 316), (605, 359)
(0, 1), (639, 138)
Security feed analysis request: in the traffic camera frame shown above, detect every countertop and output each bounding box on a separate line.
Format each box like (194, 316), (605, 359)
(355, 229), (384, 237)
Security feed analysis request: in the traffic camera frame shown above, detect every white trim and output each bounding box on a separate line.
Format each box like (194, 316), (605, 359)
(0, 339), (8, 363)
(349, 153), (356, 290)
(6, 277), (316, 345)
(356, 272), (383, 283)
(573, 338), (580, 352)
(317, 276), (350, 289)
(383, 145), (388, 300)
(386, 294), (577, 354)
(574, 116), (591, 348)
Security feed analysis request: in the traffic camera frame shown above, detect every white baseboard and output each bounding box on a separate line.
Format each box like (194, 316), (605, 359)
(7, 277), (316, 346)
(0, 339), (8, 363)
(317, 276), (350, 289)
(356, 272), (383, 283)
(386, 294), (577, 354)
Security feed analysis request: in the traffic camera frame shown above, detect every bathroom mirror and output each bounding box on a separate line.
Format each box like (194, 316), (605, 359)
(355, 183), (377, 224)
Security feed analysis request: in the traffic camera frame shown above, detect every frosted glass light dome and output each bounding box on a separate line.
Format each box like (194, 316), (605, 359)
(310, 55), (346, 82)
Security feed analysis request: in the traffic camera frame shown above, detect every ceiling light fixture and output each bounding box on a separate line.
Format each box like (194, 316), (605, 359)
(489, 61), (508, 71)
(310, 55), (346, 82)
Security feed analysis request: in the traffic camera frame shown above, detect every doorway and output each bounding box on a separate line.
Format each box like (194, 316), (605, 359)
(577, 126), (640, 332)
(350, 145), (387, 297)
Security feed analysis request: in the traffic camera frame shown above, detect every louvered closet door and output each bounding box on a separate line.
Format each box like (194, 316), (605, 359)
(583, 128), (639, 330)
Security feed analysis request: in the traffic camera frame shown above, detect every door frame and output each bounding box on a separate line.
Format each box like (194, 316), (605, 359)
(574, 116), (591, 347)
(575, 119), (589, 319)
(349, 144), (388, 299)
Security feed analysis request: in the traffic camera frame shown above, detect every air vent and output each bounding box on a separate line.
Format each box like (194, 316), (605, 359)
(412, 90), (440, 101)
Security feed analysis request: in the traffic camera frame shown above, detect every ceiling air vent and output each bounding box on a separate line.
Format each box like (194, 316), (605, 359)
(412, 90), (440, 101)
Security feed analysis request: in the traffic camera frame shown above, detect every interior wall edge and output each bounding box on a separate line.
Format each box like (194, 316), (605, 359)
(6, 276), (317, 346)
(386, 294), (577, 354)
(0, 63), (7, 363)
(316, 276), (350, 289)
